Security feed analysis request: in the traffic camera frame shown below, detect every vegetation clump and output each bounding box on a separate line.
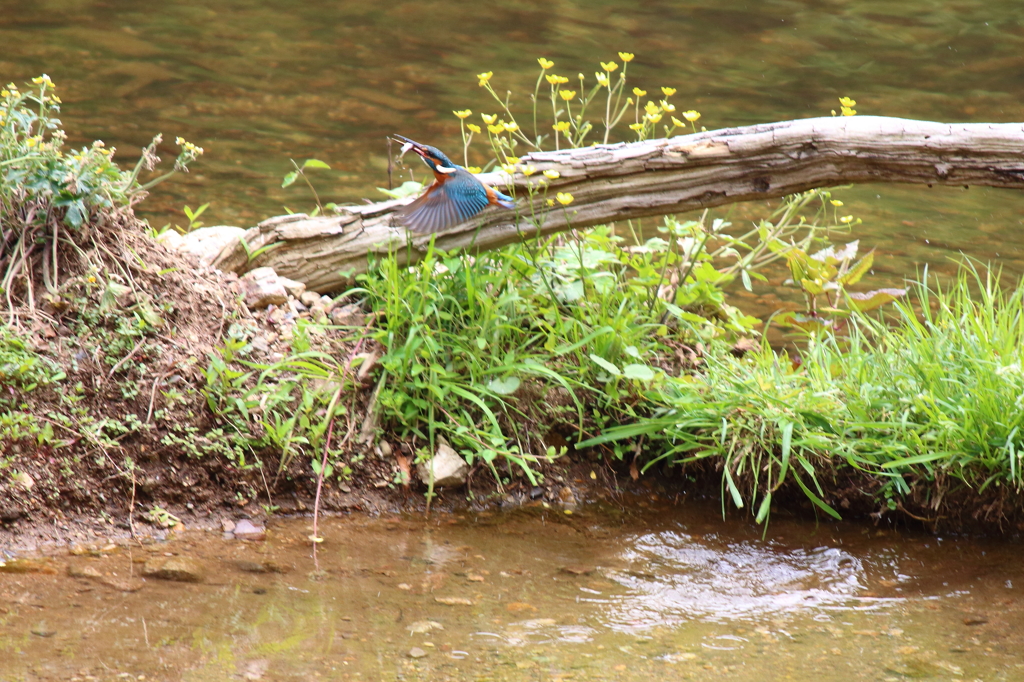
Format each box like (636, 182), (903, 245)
(3, 59), (1024, 537)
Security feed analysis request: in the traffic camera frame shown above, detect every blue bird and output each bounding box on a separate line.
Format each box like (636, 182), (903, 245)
(394, 135), (515, 233)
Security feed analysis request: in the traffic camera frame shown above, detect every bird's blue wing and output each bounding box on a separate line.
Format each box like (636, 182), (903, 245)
(398, 171), (490, 233)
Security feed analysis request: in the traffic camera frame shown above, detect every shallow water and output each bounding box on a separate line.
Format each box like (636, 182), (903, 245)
(3, 501), (1024, 680)
(1, 0), (1023, 286)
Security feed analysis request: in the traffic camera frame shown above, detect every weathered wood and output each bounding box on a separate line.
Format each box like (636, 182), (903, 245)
(212, 116), (1024, 292)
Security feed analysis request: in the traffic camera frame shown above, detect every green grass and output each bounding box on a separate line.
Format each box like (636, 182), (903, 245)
(582, 261), (1024, 523)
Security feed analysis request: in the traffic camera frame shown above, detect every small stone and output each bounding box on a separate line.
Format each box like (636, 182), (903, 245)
(278, 277), (306, 299)
(142, 555), (205, 583)
(31, 622), (57, 638)
(559, 565), (595, 576)
(415, 440), (468, 488)
(68, 564), (104, 579)
(434, 596), (474, 606)
(329, 303), (365, 327)
(408, 647), (428, 659)
(241, 267), (289, 309)
(408, 620), (444, 634)
(232, 519), (266, 541)
(299, 291), (321, 308)
(221, 519), (236, 533)
(12, 472), (34, 490)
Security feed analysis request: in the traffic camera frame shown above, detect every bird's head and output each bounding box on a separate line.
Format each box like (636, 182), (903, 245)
(394, 135), (458, 175)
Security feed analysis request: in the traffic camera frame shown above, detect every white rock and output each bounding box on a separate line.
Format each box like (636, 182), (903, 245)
(241, 267), (288, 309)
(181, 226), (246, 266)
(155, 229), (186, 252)
(279, 277), (306, 299)
(415, 441), (469, 487)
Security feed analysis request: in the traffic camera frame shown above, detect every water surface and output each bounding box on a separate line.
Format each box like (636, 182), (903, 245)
(2, 501), (1024, 680)
(2, 0), (1023, 286)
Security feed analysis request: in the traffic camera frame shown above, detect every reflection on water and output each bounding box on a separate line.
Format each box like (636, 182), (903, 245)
(2, 0), (1023, 288)
(3, 500), (1024, 680)
(604, 533), (894, 626)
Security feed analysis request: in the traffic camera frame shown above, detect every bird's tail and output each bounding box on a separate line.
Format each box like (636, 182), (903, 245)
(493, 190), (516, 209)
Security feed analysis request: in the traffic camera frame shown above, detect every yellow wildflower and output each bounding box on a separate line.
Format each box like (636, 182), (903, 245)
(467, 166), (482, 174)
(552, 121), (570, 132)
(467, 123), (481, 134)
(522, 165), (537, 176)
(559, 90), (576, 102)
(32, 75), (54, 88)
(839, 215), (854, 224)
(50, 94), (61, 104)
(670, 116), (685, 128)
(538, 58), (554, 70)
(600, 61), (618, 72)
(543, 169), (560, 179)
(546, 74), (569, 85)
(841, 106), (857, 116)
(556, 192), (574, 206)
(660, 100), (675, 112)
(839, 97), (856, 108)
(481, 113), (497, 124)
(626, 97), (633, 105)
(830, 199), (844, 207)
(487, 124), (505, 135)
(629, 122), (644, 131)
(578, 73), (585, 81)
(0, 90), (8, 97)
(547, 199), (555, 207)
(595, 72), (610, 87)
(26, 137), (38, 147)
(644, 101), (660, 115)
(661, 87), (677, 97)
(645, 112), (663, 124)
(618, 52), (635, 62)
(682, 110), (701, 122)
(632, 87), (646, 97)
(477, 71), (493, 86)
(500, 163), (516, 174)
(504, 121), (520, 132)
(506, 156), (520, 163)
(453, 109), (472, 119)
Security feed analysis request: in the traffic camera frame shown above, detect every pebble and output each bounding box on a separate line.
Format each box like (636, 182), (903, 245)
(142, 555), (206, 583)
(407, 647), (428, 659)
(232, 519), (266, 541)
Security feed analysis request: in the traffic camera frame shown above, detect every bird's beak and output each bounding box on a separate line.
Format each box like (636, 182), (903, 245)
(392, 135), (427, 158)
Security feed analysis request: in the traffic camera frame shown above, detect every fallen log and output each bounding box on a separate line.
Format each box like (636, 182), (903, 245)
(211, 115), (1024, 293)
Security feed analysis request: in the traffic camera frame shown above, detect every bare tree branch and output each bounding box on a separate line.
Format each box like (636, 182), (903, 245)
(211, 116), (1024, 292)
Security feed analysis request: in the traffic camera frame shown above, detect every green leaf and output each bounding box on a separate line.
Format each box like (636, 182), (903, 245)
(847, 288), (906, 311)
(800, 278), (824, 295)
(281, 171), (298, 188)
(623, 364), (655, 381)
(589, 354), (621, 376)
(839, 251), (874, 286)
(377, 181), (425, 200)
(486, 376), (521, 395)
(723, 468), (744, 509)
(302, 159), (331, 169)
(754, 492), (772, 524)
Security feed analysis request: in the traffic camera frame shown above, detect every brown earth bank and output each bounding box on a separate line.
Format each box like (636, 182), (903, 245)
(3, 220), (1024, 549)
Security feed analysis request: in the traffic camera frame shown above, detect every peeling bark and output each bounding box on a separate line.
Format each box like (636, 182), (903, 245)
(211, 116), (1024, 292)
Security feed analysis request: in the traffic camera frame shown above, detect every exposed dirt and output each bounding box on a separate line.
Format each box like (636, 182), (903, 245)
(3, 216), (1024, 551)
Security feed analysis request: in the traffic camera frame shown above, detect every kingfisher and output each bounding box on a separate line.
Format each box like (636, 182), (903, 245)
(393, 135), (516, 233)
